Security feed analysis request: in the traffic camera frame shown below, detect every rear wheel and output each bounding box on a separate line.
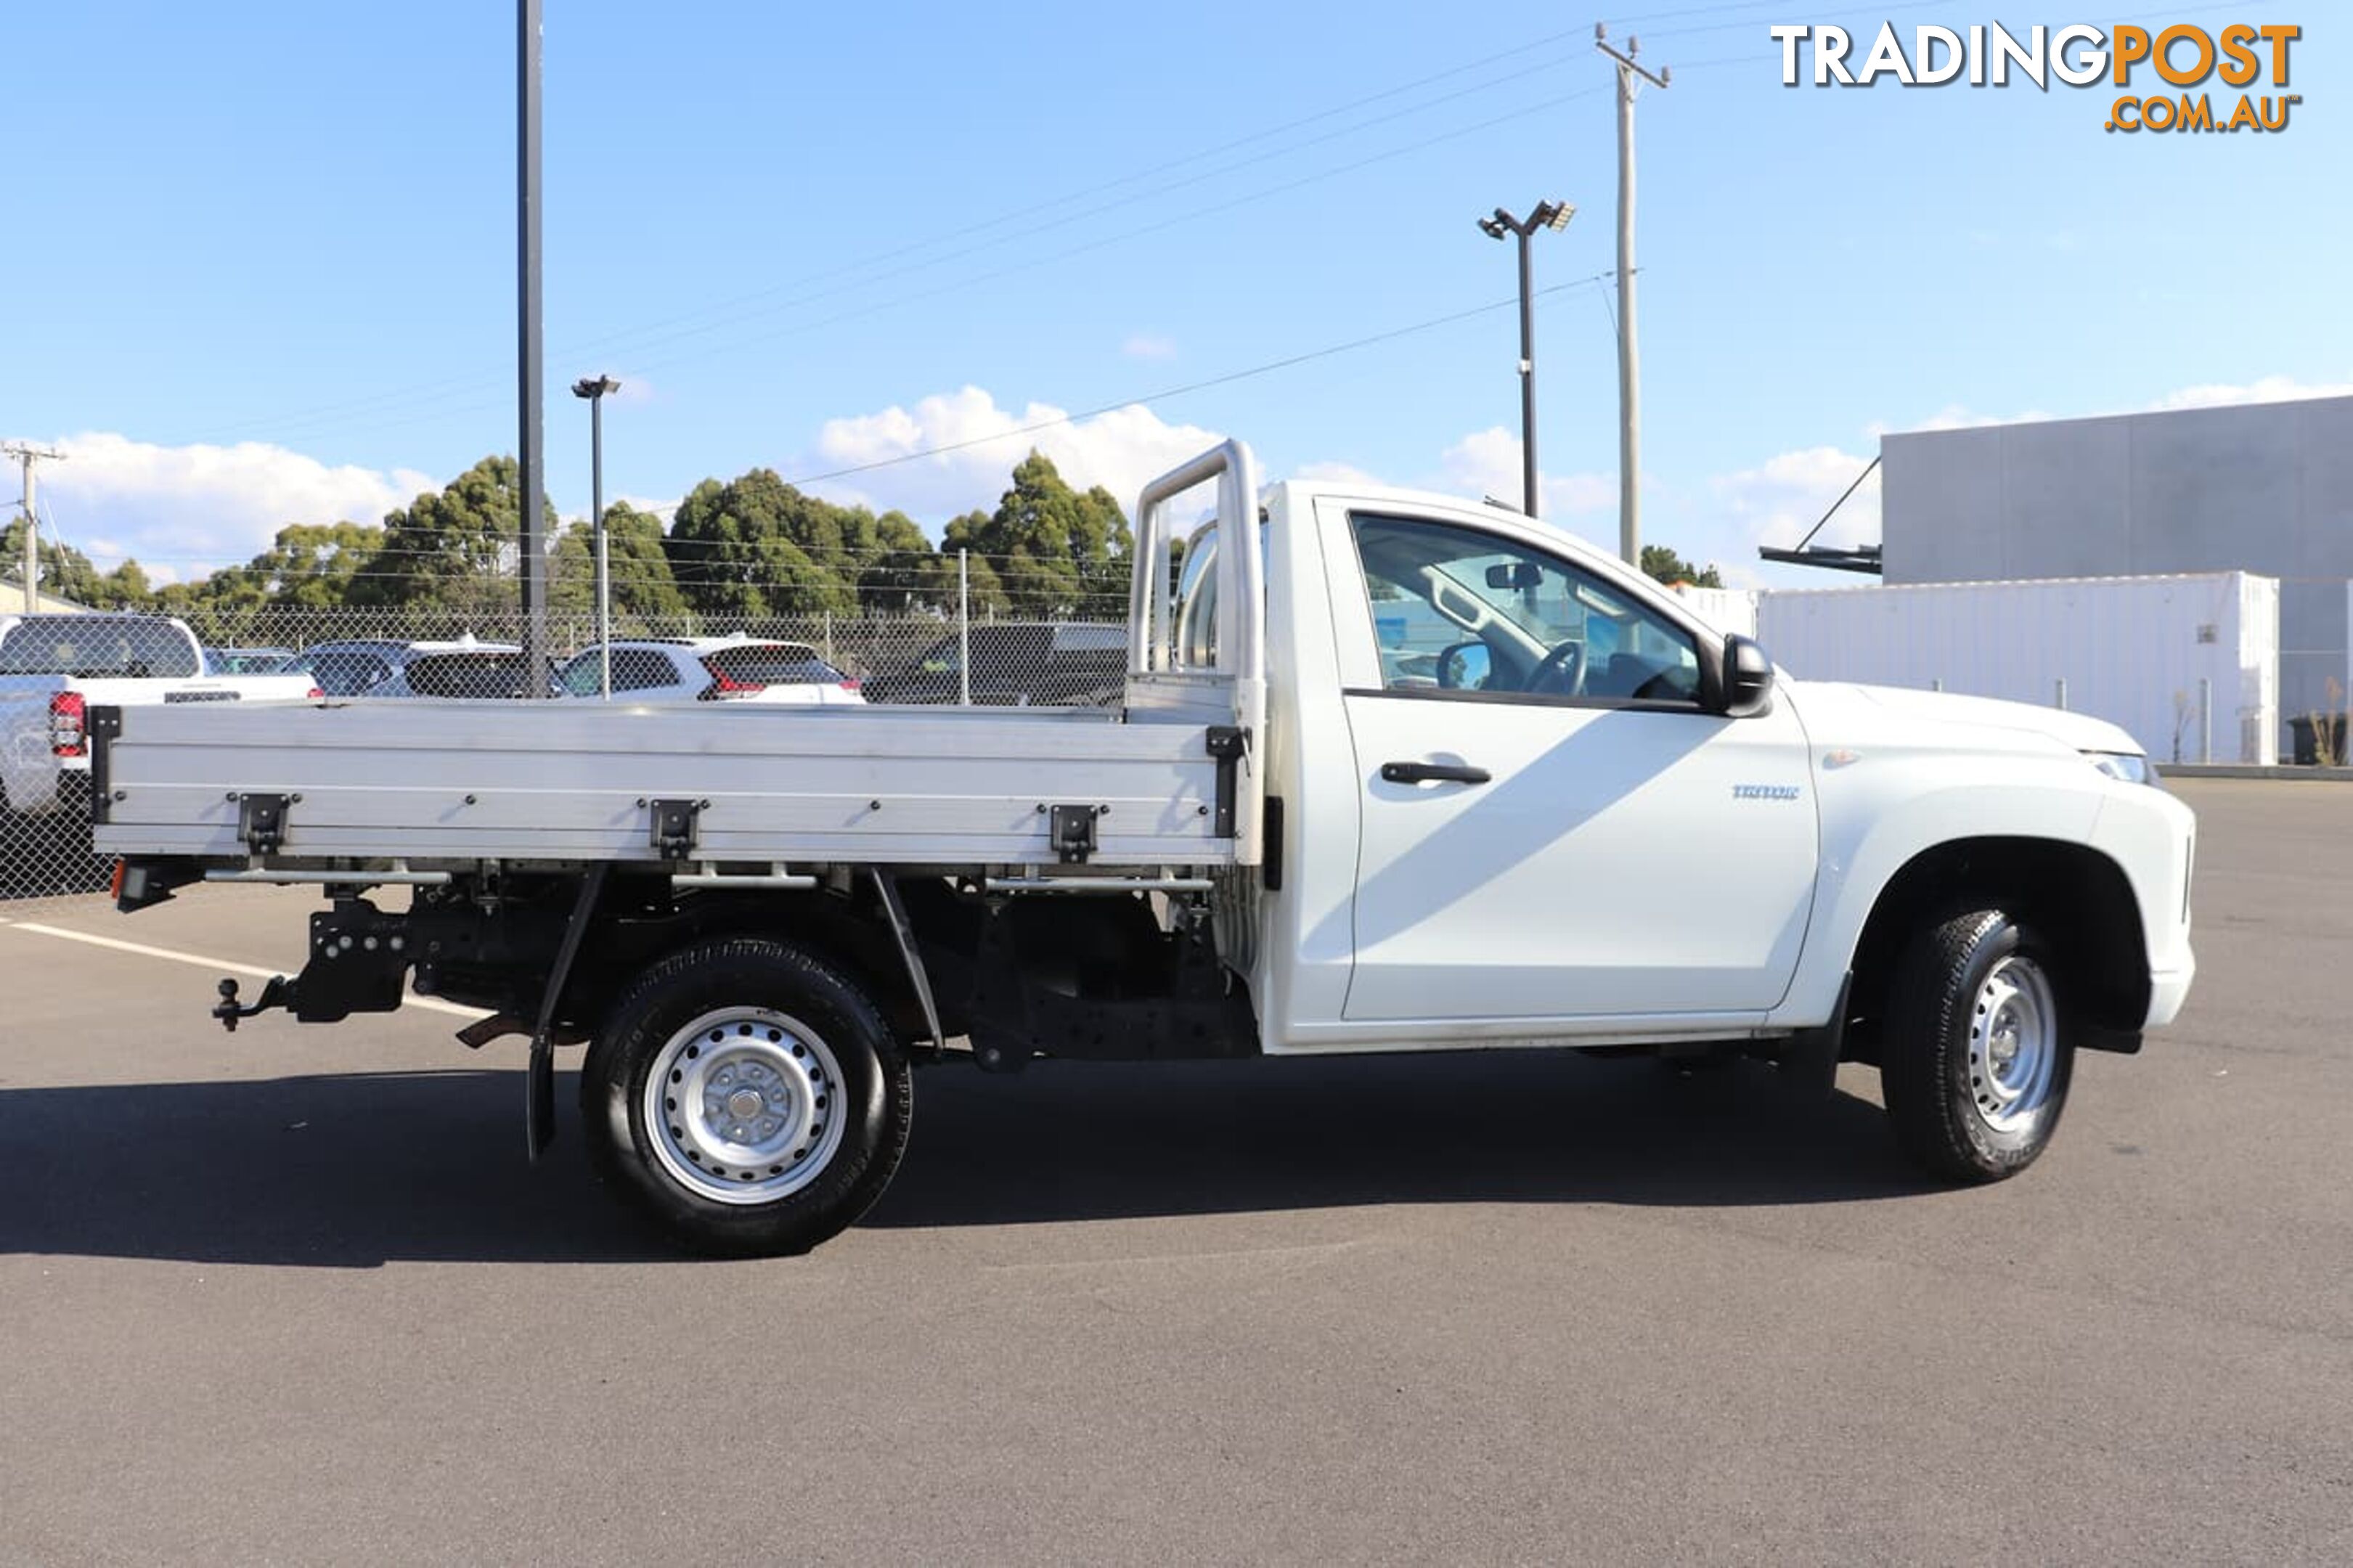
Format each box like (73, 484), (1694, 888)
(1880, 909), (2073, 1183)
(582, 937), (913, 1256)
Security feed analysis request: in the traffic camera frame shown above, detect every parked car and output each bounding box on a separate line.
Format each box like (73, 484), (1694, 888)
(295, 636), (523, 698)
(861, 621), (1127, 706)
(203, 646), (295, 675)
(0, 613), (316, 819)
(554, 638), (865, 704)
(397, 650), (559, 700)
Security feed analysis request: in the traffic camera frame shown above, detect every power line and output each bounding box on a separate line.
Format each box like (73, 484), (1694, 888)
(106, 272), (1620, 576)
(629, 86), (1610, 383)
(181, 28), (1620, 448)
(564, 54), (1602, 371)
(235, 79), (1613, 451)
(775, 274), (1616, 489)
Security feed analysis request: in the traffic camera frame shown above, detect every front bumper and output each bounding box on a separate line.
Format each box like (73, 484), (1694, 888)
(2145, 960), (2195, 1029)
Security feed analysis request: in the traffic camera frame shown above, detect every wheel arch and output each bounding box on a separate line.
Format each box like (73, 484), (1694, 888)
(577, 883), (933, 1046)
(1842, 836), (2150, 1062)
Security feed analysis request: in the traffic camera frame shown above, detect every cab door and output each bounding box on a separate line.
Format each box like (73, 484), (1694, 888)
(1327, 502), (1818, 1025)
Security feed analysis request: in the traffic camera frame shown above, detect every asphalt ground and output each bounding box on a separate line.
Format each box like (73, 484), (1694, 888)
(1, 778), (2346, 1564)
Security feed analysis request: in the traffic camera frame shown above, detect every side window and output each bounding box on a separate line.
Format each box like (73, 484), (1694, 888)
(1349, 513), (1701, 706)
(612, 649), (677, 693)
(1173, 537), (1218, 671)
(313, 651), (391, 695)
(557, 653), (603, 696)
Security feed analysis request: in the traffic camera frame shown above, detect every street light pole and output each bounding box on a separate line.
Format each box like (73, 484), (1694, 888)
(517, 0), (550, 688)
(1477, 200), (1575, 518)
(571, 375), (621, 698)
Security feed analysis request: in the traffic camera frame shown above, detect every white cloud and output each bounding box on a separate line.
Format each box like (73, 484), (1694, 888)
(1710, 444), (1883, 555)
(807, 386), (1223, 526)
(1438, 427), (1613, 517)
(1289, 460), (1387, 487)
(23, 432), (434, 579)
(1121, 333), (1178, 361)
(612, 493), (681, 525)
(2148, 373), (2353, 412)
(1869, 404), (2050, 436)
(1872, 373), (2353, 436)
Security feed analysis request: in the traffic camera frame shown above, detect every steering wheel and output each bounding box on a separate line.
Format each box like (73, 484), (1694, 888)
(1527, 640), (1585, 696)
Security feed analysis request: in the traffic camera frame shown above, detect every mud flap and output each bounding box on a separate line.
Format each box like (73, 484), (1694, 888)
(526, 863), (608, 1162)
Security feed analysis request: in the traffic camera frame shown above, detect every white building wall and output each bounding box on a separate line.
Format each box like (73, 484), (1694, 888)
(1757, 572), (2278, 766)
(1666, 584), (1758, 640)
(1878, 395), (2353, 742)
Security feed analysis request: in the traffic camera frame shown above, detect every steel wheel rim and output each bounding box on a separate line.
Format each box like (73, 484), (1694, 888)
(1967, 955), (2058, 1132)
(643, 1007), (847, 1205)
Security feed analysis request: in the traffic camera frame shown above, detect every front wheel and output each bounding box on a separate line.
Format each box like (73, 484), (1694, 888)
(582, 937), (913, 1256)
(1880, 909), (2074, 1183)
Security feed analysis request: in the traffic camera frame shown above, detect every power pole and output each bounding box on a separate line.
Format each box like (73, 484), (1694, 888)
(1595, 25), (1668, 569)
(4, 444), (65, 613)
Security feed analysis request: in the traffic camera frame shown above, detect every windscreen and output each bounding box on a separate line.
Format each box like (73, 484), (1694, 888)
(402, 653), (545, 698)
(704, 644), (850, 685)
(0, 616), (200, 679)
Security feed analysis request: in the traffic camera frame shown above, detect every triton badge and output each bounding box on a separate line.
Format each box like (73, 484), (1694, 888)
(1732, 783), (1803, 801)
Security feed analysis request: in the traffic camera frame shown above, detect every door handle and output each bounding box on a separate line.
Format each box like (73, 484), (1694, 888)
(1379, 761), (1491, 785)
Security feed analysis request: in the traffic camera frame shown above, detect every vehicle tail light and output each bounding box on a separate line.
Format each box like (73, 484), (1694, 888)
(838, 678), (861, 692)
(308, 686), (325, 700)
(49, 690), (86, 757)
(701, 659), (765, 699)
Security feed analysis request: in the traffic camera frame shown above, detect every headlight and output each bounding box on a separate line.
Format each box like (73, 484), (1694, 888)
(2086, 751), (2156, 785)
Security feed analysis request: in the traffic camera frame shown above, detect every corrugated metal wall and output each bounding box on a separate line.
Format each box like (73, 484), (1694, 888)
(1756, 572), (2278, 765)
(1665, 584), (1759, 639)
(1878, 396), (2353, 742)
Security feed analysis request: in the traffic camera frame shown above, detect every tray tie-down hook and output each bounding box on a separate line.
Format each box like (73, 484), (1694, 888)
(213, 975), (293, 1032)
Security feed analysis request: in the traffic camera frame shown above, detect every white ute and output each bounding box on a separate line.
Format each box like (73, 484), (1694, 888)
(91, 442), (2195, 1254)
(1, 612), (317, 822)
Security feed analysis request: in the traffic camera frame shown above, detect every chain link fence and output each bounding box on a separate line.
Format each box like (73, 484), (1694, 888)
(1, 604), (1128, 912)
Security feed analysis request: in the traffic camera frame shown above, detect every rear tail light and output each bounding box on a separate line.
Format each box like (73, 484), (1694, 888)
(701, 659), (766, 699)
(839, 678), (861, 692)
(49, 690), (86, 757)
(307, 685), (325, 700)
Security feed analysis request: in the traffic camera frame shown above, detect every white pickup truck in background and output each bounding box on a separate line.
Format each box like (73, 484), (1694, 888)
(0, 613), (318, 820)
(89, 441), (2197, 1256)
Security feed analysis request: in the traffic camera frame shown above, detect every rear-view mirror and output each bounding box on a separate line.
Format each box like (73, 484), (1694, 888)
(1483, 561), (1543, 591)
(1438, 641), (1492, 690)
(1721, 634), (1775, 719)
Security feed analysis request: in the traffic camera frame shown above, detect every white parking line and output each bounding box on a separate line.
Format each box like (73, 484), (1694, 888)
(0, 919), (487, 1019)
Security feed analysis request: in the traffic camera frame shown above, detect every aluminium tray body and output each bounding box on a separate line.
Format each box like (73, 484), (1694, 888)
(91, 698), (1239, 870)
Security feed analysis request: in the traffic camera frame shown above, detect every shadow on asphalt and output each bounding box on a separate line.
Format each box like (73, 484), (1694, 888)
(0, 1053), (1933, 1267)
(0, 1069), (666, 1267)
(870, 1052), (1932, 1230)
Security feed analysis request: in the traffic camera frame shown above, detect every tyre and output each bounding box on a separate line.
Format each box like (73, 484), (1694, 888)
(582, 937), (913, 1257)
(1880, 909), (2073, 1183)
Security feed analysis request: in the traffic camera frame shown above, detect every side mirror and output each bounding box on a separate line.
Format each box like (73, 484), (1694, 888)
(1437, 640), (1492, 690)
(1721, 634), (1775, 718)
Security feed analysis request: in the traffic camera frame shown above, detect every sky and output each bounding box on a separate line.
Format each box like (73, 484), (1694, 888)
(4, 1), (2347, 589)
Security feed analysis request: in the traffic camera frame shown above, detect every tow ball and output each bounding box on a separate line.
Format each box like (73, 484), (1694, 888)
(213, 975), (293, 1032)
